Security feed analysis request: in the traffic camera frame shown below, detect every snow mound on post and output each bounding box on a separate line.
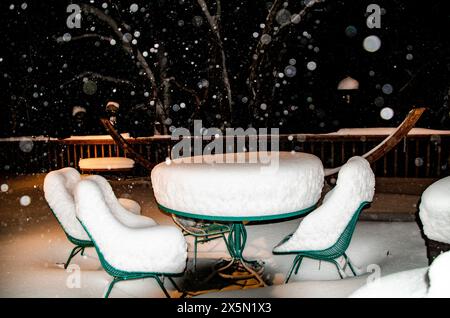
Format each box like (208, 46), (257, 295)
(274, 156), (375, 252)
(43, 167), (90, 241)
(419, 176), (450, 244)
(85, 175), (156, 227)
(75, 180), (187, 274)
(151, 152), (324, 218)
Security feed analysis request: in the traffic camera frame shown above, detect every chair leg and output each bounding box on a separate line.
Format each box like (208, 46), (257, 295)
(80, 247), (86, 256)
(64, 246), (83, 269)
(330, 259), (344, 279)
(285, 255), (303, 283)
(344, 253), (357, 276)
(193, 237), (198, 270)
(168, 277), (182, 293)
(154, 276), (171, 298)
(104, 277), (122, 298)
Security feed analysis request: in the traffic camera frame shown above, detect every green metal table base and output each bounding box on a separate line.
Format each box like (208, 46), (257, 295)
(215, 223), (267, 287)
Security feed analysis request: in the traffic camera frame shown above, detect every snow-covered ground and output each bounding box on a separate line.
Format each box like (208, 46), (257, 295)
(0, 174), (428, 298)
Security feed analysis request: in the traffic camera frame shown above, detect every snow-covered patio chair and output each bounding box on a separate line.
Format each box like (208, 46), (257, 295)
(44, 168), (94, 268)
(74, 179), (187, 298)
(273, 156), (375, 282)
(44, 168), (155, 268)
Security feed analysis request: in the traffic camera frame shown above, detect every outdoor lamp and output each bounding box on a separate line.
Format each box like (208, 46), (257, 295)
(106, 101), (120, 126)
(337, 76), (359, 104)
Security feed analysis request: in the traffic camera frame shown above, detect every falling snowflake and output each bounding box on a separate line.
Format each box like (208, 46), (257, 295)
(20, 195), (31, 206)
(1, 184), (8, 192)
(380, 107), (394, 120)
(363, 35), (381, 52)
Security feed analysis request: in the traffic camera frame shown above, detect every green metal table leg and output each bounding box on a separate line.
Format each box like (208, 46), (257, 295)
(219, 222), (266, 286)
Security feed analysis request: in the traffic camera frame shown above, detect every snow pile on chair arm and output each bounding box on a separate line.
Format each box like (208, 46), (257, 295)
(151, 152), (324, 218)
(86, 175), (156, 227)
(43, 168), (90, 241)
(419, 176), (450, 244)
(274, 156), (375, 252)
(75, 180), (187, 273)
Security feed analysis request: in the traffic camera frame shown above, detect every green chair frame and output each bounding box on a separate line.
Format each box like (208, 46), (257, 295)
(79, 220), (182, 298)
(273, 201), (370, 283)
(172, 214), (231, 270)
(49, 207), (94, 269)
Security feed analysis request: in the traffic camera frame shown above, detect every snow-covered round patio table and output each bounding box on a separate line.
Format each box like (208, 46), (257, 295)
(151, 151), (324, 285)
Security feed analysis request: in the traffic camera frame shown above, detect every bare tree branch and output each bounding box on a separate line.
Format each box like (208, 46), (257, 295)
(197, 0), (233, 122)
(80, 4), (168, 133)
(56, 33), (113, 43)
(275, 0), (321, 35)
(60, 71), (133, 87)
(248, 0), (321, 101)
(164, 77), (202, 115)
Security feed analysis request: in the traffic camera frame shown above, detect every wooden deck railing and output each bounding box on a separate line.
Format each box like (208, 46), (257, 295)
(1, 133), (449, 178)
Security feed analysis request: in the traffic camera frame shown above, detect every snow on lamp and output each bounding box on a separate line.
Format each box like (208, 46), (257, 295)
(337, 76), (359, 104)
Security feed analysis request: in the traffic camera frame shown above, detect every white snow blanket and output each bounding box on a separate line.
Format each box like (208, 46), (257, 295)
(118, 198), (141, 215)
(43, 167), (90, 241)
(419, 176), (450, 244)
(75, 179), (187, 273)
(350, 251), (450, 298)
(85, 175), (156, 228)
(151, 152), (324, 218)
(274, 156), (375, 252)
(78, 157), (135, 170)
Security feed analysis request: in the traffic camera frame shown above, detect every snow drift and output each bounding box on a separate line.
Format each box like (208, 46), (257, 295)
(350, 250), (450, 298)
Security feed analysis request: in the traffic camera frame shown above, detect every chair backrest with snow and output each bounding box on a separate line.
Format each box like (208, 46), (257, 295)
(84, 175), (156, 228)
(43, 167), (90, 242)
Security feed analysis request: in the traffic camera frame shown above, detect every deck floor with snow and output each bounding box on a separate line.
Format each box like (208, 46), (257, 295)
(0, 174), (428, 298)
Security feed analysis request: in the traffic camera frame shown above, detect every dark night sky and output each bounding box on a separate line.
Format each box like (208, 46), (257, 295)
(0, 0), (449, 137)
